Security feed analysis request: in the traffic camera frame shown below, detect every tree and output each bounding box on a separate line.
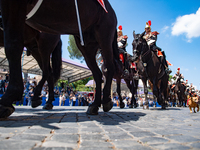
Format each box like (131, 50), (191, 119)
(67, 35), (84, 62)
(169, 75), (173, 81)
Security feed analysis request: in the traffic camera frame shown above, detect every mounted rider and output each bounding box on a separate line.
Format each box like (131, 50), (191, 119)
(173, 68), (184, 82)
(117, 25), (129, 76)
(143, 20), (171, 75)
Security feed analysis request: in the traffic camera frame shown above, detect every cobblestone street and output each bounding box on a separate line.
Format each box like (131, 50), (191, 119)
(0, 106), (200, 150)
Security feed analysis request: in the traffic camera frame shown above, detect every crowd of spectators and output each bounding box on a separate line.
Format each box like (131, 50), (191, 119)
(24, 80), (95, 106)
(1, 72), (198, 107)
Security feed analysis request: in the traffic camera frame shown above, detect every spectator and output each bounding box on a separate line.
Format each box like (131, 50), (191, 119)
(69, 92), (74, 106)
(0, 76), (5, 95)
(5, 71), (10, 82)
(45, 91), (49, 102)
(81, 94), (88, 106)
(59, 92), (66, 106)
(78, 94), (82, 106)
(69, 92), (77, 106)
(26, 88), (34, 106)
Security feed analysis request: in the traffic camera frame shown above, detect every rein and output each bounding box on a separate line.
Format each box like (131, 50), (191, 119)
(138, 45), (153, 79)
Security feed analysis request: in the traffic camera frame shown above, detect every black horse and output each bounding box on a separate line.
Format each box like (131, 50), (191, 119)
(102, 52), (139, 108)
(0, 22), (62, 110)
(132, 31), (169, 109)
(0, 0), (118, 118)
(174, 76), (186, 107)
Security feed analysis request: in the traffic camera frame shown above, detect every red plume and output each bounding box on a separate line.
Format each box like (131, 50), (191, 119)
(148, 20), (151, 26)
(177, 67), (180, 71)
(118, 25), (122, 31)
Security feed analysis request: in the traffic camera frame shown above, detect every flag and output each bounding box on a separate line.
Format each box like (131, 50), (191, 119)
(97, 0), (108, 13)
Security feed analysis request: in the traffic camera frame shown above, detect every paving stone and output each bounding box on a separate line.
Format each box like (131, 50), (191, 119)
(80, 141), (113, 147)
(79, 147), (113, 150)
(41, 141), (78, 149)
(50, 134), (79, 143)
(0, 106), (200, 150)
(0, 140), (38, 150)
(150, 143), (191, 150)
(107, 132), (133, 140)
(189, 142), (200, 149)
(166, 135), (200, 143)
(10, 133), (47, 141)
(129, 131), (156, 138)
(33, 147), (73, 150)
(79, 127), (103, 134)
(80, 133), (107, 141)
(54, 128), (79, 134)
(24, 128), (52, 135)
(139, 136), (169, 144)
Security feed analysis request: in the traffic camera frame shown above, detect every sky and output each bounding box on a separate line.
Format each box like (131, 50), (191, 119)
(61, 0), (200, 89)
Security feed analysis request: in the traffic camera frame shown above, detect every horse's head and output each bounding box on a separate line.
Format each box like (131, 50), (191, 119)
(132, 31), (146, 62)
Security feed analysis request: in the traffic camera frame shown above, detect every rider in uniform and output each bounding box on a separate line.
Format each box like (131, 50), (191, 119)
(143, 20), (171, 75)
(117, 25), (129, 76)
(173, 68), (184, 83)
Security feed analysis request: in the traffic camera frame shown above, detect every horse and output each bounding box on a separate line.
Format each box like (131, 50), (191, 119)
(101, 52), (139, 108)
(0, 20), (62, 110)
(0, 0), (118, 118)
(132, 31), (169, 109)
(168, 84), (176, 107)
(174, 76), (186, 107)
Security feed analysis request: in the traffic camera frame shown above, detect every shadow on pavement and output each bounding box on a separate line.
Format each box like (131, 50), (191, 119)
(0, 107), (146, 129)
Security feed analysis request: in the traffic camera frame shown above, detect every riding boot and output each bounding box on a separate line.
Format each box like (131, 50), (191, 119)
(161, 51), (172, 75)
(123, 52), (129, 77)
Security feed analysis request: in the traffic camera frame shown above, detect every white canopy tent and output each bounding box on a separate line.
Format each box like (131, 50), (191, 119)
(0, 47), (92, 83)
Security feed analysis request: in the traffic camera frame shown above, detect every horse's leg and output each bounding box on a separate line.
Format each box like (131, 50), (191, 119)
(0, 1), (26, 118)
(31, 34), (60, 108)
(124, 79), (137, 108)
(160, 78), (168, 109)
(142, 78), (149, 109)
(95, 30), (116, 112)
(43, 39), (62, 110)
(42, 73), (54, 110)
(74, 37), (101, 115)
(133, 79), (139, 108)
(116, 78), (124, 108)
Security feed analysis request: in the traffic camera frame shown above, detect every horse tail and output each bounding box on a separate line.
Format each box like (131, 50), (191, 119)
(51, 39), (62, 82)
(113, 30), (119, 62)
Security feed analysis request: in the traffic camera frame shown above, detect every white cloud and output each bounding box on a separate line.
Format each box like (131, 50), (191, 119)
(161, 25), (169, 33)
(171, 7), (200, 42)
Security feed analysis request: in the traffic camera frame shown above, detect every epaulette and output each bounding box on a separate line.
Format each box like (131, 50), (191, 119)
(152, 31), (159, 36)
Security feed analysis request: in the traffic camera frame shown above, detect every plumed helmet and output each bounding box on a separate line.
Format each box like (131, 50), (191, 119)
(117, 25), (123, 33)
(145, 20), (151, 30)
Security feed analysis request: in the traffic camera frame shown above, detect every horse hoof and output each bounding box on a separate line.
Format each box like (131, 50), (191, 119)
(103, 101), (113, 112)
(43, 103), (53, 110)
(0, 104), (15, 119)
(86, 105), (99, 115)
(134, 104), (138, 108)
(129, 104), (133, 108)
(120, 102), (125, 108)
(161, 105), (166, 109)
(31, 100), (42, 108)
(143, 105), (149, 110)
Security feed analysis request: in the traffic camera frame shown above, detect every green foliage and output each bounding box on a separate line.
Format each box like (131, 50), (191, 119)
(56, 77), (93, 92)
(169, 75), (173, 81)
(67, 35), (84, 62)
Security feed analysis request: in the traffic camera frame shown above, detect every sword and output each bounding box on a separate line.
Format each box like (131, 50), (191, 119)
(74, 0), (84, 46)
